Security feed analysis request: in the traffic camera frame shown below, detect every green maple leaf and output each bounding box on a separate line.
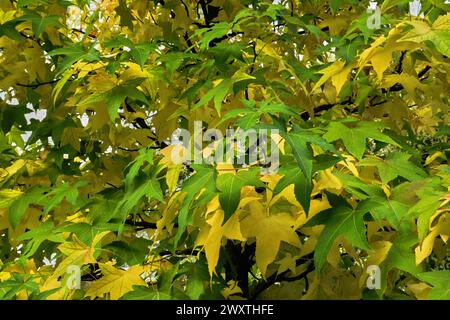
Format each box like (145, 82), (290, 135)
(417, 271), (450, 300)
(334, 171), (384, 200)
(193, 79), (232, 115)
(121, 286), (174, 300)
(360, 152), (427, 184)
(216, 167), (264, 221)
(115, 0), (134, 30)
(80, 85), (148, 121)
(367, 195), (410, 229)
(124, 148), (154, 190)
(8, 187), (44, 229)
(49, 44), (100, 74)
(130, 43), (156, 70)
(16, 13), (61, 37)
(323, 120), (398, 160)
(115, 173), (164, 231)
(305, 193), (371, 272)
(15, 221), (64, 257)
(378, 222), (422, 295)
(273, 166), (312, 214)
(174, 165), (217, 247)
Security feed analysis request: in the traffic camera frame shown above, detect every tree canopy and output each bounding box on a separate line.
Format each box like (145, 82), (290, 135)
(0, 0), (449, 300)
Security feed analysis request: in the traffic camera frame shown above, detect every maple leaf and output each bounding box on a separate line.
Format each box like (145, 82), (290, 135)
(323, 120), (398, 160)
(85, 263), (148, 300)
(241, 210), (301, 277)
(360, 152), (427, 184)
(305, 193), (371, 272)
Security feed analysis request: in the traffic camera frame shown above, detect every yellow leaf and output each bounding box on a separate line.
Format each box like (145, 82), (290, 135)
(241, 211), (300, 277)
(331, 62), (355, 95)
(53, 231), (110, 279)
(203, 210), (224, 277)
(359, 241), (392, 288)
(425, 151), (444, 166)
(0, 189), (23, 207)
(61, 127), (83, 151)
(85, 263), (147, 300)
(160, 146), (182, 194)
(381, 74), (423, 95)
(270, 184), (301, 208)
(415, 215), (450, 265)
(223, 211), (246, 242)
(221, 280), (243, 299)
(371, 46), (395, 81)
(232, 70), (256, 82)
(407, 282), (432, 300)
(315, 169), (343, 192)
(312, 60), (345, 93)
(358, 35), (387, 66)
(0, 159), (26, 186)
(52, 69), (73, 104)
(276, 252), (297, 274)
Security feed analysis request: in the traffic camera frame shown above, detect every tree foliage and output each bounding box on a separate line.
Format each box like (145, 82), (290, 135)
(0, 0), (449, 300)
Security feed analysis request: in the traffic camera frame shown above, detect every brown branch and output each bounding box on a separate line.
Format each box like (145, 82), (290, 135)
(395, 51), (407, 74)
(117, 146), (140, 152)
(180, 0), (190, 17)
(16, 79), (59, 88)
(249, 260), (315, 300)
(199, 0), (210, 27)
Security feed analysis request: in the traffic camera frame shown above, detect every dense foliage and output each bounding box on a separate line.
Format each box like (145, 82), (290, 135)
(0, 0), (449, 300)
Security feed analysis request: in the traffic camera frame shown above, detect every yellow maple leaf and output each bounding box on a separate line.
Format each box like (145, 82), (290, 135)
(52, 231), (109, 279)
(85, 263), (148, 300)
(415, 214), (450, 265)
(241, 210), (301, 277)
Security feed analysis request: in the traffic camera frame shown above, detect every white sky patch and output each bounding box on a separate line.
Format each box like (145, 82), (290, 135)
(43, 253), (57, 267)
(21, 131), (32, 143)
(25, 104), (47, 125)
(80, 112), (89, 127)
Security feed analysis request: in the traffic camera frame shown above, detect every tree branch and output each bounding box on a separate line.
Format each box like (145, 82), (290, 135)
(249, 260), (315, 300)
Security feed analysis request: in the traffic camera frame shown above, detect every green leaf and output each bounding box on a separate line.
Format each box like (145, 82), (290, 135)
(273, 166), (312, 214)
(417, 271), (450, 300)
(49, 44), (100, 74)
(16, 14), (61, 37)
(367, 196), (410, 228)
(104, 238), (152, 265)
(400, 14), (450, 56)
(181, 259), (209, 300)
(15, 221), (64, 257)
(9, 187), (44, 228)
(360, 153), (427, 184)
(195, 22), (230, 50)
(115, 0), (134, 30)
(130, 43), (156, 70)
(174, 165), (217, 247)
(216, 168), (264, 221)
(80, 86), (149, 121)
(334, 171), (384, 200)
(193, 79), (232, 115)
(305, 195), (371, 272)
(115, 174), (164, 227)
(42, 181), (87, 215)
(284, 132), (313, 180)
(124, 148), (154, 190)
(323, 120), (398, 160)
(379, 222), (422, 294)
(121, 286), (174, 300)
